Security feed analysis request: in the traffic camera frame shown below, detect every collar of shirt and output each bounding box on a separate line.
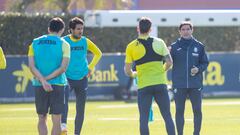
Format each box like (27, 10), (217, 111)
(138, 34), (149, 40)
(70, 35), (82, 42)
(179, 37), (193, 49)
(48, 34), (59, 37)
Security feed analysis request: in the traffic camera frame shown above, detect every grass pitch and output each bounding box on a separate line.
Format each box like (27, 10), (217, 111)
(0, 98), (240, 135)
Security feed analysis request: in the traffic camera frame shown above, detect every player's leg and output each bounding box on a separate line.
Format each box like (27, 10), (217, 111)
(189, 88), (202, 135)
(69, 77), (88, 135)
(138, 86), (154, 135)
(49, 85), (65, 135)
(153, 84), (175, 135)
(38, 115), (48, 135)
(51, 114), (62, 135)
(174, 88), (188, 135)
(61, 85), (70, 134)
(35, 86), (49, 135)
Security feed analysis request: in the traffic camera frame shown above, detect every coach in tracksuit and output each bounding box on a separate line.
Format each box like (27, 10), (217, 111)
(170, 22), (209, 135)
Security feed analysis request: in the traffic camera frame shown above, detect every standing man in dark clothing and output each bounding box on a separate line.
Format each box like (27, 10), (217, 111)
(170, 21), (209, 135)
(125, 17), (175, 135)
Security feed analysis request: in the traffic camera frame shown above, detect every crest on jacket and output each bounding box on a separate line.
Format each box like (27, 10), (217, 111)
(194, 47), (198, 53)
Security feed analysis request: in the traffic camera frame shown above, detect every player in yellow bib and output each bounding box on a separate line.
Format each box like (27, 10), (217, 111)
(28, 17), (70, 135)
(60, 17), (102, 135)
(125, 17), (175, 135)
(0, 47), (6, 69)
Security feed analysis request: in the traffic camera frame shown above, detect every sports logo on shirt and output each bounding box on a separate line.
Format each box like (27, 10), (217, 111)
(194, 47), (198, 53)
(38, 40), (56, 45)
(177, 48), (182, 51)
(192, 53), (199, 57)
(71, 46), (84, 51)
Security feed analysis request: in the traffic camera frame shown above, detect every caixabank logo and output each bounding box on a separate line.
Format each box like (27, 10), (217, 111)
(88, 64), (119, 87)
(12, 63), (33, 94)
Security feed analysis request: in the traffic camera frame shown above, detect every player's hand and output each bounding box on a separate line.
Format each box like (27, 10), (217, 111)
(87, 69), (92, 78)
(131, 71), (137, 78)
(191, 66), (199, 76)
(167, 46), (171, 51)
(41, 80), (53, 92)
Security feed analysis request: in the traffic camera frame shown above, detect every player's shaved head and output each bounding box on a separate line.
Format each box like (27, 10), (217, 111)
(139, 17), (152, 34)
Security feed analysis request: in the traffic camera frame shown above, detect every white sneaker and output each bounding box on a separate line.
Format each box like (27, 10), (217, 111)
(61, 123), (67, 135)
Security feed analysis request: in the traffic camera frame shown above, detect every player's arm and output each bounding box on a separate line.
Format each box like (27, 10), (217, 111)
(124, 63), (137, 78)
(87, 38), (102, 72)
(163, 54), (173, 71)
(45, 42), (70, 80)
(124, 44), (137, 78)
(161, 40), (173, 71)
(28, 44), (45, 81)
(28, 44), (52, 91)
(169, 44), (174, 61)
(0, 47), (6, 69)
(197, 46), (209, 73)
